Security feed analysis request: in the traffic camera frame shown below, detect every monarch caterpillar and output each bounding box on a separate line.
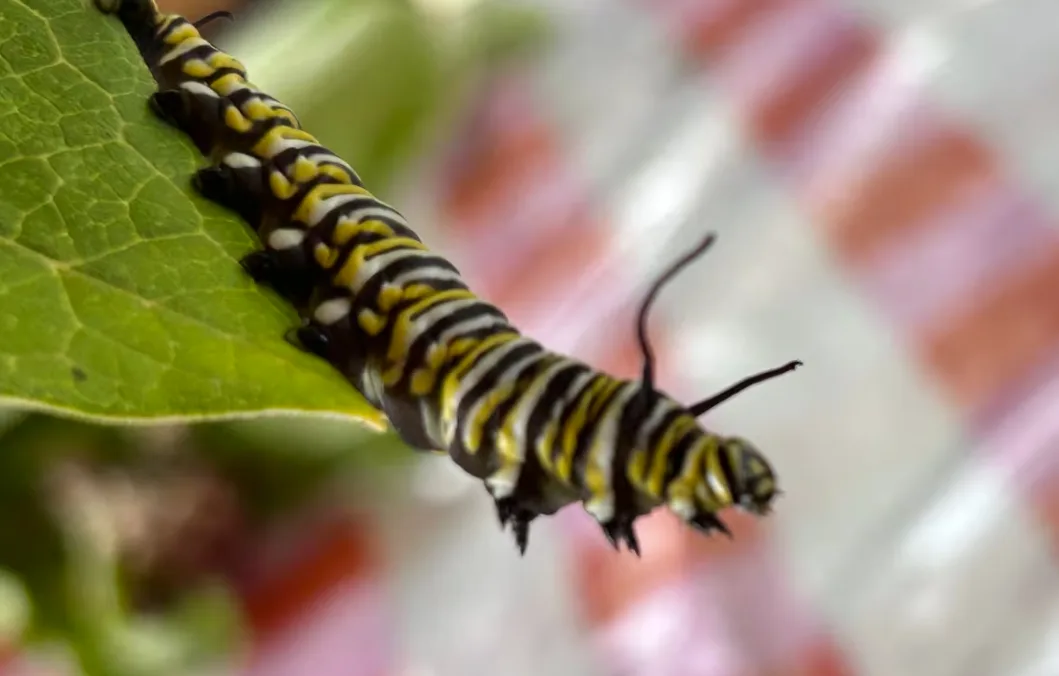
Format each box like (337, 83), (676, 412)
(96, 0), (802, 555)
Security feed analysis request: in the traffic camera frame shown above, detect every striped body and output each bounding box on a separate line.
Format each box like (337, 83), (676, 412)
(98, 0), (360, 186)
(192, 149), (373, 308)
(95, 0), (364, 305)
(96, 0), (789, 554)
(298, 182), (759, 541)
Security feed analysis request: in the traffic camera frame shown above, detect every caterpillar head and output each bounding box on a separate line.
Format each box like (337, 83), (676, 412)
(720, 436), (779, 516)
(668, 433), (781, 539)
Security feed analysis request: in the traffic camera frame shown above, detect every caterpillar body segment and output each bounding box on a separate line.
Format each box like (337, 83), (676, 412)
(194, 151), (367, 308)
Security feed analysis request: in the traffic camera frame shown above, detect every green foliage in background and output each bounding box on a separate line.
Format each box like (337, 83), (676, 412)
(0, 409), (410, 676)
(0, 0), (383, 427)
(223, 0), (552, 189)
(0, 413), (250, 676)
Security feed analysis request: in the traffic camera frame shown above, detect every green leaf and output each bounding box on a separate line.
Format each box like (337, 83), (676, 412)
(0, 567), (30, 646)
(0, 0), (385, 429)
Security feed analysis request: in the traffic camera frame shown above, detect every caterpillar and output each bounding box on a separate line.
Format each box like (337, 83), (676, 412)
(95, 0), (802, 555)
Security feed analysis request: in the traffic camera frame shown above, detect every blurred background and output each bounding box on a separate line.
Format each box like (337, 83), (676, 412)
(5, 0), (1059, 673)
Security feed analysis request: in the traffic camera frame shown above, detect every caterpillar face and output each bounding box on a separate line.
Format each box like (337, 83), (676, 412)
(722, 437), (779, 516)
(678, 434), (780, 538)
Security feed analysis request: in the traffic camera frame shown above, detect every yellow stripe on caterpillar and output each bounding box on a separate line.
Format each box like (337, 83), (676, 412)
(251, 126), (320, 161)
(703, 438), (732, 505)
(627, 448), (649, 488)
(464, 382), (518, 454)
(291, 156), (320, 184)
(440, 332), (520, 432)
(647, 416), (696, 498)
(161, 19), (195, 45)
(319, 164), (353, 183)
(425, 344), (448, 370)
(210, 73), (245, 97)
(207, 52), (246, 73)
(555, 377), (611, 480)
(357, 309), (387, 336)
(534, 419), (560, 470)
(386, 289), (478, 365)
(333, 237), (427, 289)
(497, 357), (564, 469)
(377, 282), (433, 313)
(410, 367), (439, 397)
(268, 170), (299, 201)
(313, 243), (339, 269)
(291, 182), (372, 224)
(404, 342), (452, 395)
(448, 337), (478, 358)
(583, 384), (635, 501)
(590, 379), (624, 419)
(223, 105), (254, 133)
(667, 439), (706, 507)
(181, 59), (213, 79)
(243, 98), (275, 121)
(332, 218), (394, 247)
(159, 36), (210, 66)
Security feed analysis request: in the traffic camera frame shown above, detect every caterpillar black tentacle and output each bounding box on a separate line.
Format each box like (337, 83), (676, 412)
(192, 10), (235, 30)
(688, 360), (803, 416)
(98, 0), (803, 556)
(635, 234), (718, 400)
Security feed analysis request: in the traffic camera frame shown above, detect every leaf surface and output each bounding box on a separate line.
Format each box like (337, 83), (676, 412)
(0, 0), (384, 428)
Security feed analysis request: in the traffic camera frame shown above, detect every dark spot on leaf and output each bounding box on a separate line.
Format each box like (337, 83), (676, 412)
(72, 366), (87, 382)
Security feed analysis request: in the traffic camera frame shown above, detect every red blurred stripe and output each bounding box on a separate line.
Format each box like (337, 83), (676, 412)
(641, 0), (1059, 424)
(239, 517), (379, 641)
(920, 244), (1059, 413)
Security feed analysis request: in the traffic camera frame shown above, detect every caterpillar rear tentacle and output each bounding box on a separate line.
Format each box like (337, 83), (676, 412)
(98, 0), (803, 557)
(192, 10), (234, 30)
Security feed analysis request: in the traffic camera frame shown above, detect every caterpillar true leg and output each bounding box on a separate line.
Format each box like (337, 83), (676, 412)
(485, 450), (579, 555)
(287, 320), (385, 414)
(239, 250), (287, 290)
(194, 163), (266, 226)
(288, 323), (327, 358)
(289, 320), (382, 414)
(148, 89), (224, 156)
(194, 155), (322, 306)
(194, 158), (316, 305)
(197, 155), (349, 308)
